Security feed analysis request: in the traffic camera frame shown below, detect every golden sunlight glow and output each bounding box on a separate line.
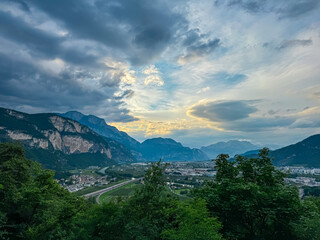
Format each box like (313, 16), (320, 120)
(110, 117), (224, 137)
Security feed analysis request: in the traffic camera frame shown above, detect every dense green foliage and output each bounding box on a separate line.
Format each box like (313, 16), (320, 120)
(70, 161), (223, 240)
(303, 186), (320, 197)
(0, 144), (222, 240)
(195, 148), (320, 240)
(1, 143), (320, 240)
(0, 143), (87, 240)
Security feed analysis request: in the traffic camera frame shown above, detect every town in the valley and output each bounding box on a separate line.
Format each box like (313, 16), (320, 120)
(57, 162), (320, 200)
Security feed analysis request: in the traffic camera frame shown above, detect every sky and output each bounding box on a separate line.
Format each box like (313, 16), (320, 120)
(0, 0), (320, 148)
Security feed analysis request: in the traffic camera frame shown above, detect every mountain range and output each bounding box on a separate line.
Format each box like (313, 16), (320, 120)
(139, 137), (208, 162)
(0, 108), (135, 170)
(1, 107), (320, 168)
(201, 140), (260, 159)
(61, 111), (209, 162)
(0, 108), (209, 170)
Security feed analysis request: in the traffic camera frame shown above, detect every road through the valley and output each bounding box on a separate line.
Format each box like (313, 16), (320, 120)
(84, 178), (143, 204)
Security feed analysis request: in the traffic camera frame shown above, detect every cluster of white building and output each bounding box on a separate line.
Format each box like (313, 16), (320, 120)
(278, 166), (320, 175)
(60, 175), (110, 192)
(285, 177), (320, 187)
(164, 161), (216, 177)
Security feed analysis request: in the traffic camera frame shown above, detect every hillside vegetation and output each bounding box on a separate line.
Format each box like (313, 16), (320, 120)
(1, 143), (320, 240)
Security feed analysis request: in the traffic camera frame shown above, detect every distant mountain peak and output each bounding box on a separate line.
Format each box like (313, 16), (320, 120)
(201, 140), (260, 158)
(140, 137), (208, 161)
(63, 110), (85, 119)
(142, 137), (183, 147)
(63, 111), (107, 126)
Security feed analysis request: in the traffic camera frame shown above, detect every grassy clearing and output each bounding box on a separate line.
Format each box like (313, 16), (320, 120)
(173, 188), (190, 194)
(99, 182), (142, 203)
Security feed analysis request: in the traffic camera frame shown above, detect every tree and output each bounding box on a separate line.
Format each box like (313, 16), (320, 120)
(162, 200), (223, 240)
(195, 148), (301, 240)
(121, 160), (223, 240)
(120, 161), (173, 240)
(0, 143), (224, 240)
(70, 160), (224, 240)
(292, 197), (320, 240)
(0, 143), (86, 240)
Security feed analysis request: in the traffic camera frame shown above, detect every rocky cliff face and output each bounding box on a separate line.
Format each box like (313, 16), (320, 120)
(61, 111), (141, 151)
(0, 108), (117, 169)
(2, 115), (111, 157)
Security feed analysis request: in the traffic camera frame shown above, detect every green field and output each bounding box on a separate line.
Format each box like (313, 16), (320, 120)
(99, 182), (142, 203)
(74, 180), (127, 196)
(173, 188), (190, 194)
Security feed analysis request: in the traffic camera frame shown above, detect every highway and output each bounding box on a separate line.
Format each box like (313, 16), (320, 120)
(84, 178), (143, 204)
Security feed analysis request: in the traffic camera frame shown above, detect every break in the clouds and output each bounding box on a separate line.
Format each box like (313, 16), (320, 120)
(1, 0), (320, 147)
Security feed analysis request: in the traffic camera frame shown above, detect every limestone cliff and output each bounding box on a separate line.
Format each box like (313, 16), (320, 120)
(0, 107), (123, 170)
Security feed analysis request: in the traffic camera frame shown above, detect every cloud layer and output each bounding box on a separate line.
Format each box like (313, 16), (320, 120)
(187, 100), (258, 122)
(1, 0), (320, 146)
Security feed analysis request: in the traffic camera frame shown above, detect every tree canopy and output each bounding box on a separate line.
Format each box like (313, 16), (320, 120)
(1, 143), (320, 240)
(195, 148), (317, 240)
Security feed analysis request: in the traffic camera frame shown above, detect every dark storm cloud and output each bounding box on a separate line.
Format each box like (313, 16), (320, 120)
(215, 0), (320, 19)
(222, 117), (295, 132)
(28, 0), (185, 65)
(279, 39), (312, 49)
(224, 0), (266, 13)
(268, 110), (278, 115)
(5, 0), (30, 12)
(179, 28), (221, 63)
(188, 98), (296, 132)
(188, 100), (258, 122)
(0, 53), (103, 108)
(29, 0), (128, 49)
(188, 99), (306, 132)
(0, 11), (62, 57)
(0, 10), (103, 68)
(277, 0), (320, 19)
(215, 0), (267, 13)
(263, 39), (313, 50)
(115, 90), (135, 100)
(183, 29), (205, 47)
(0, 51), (136, 122)
(0, 0), (214, 121)
(0, 0), (187, 120)
(187, 38), (221, 56)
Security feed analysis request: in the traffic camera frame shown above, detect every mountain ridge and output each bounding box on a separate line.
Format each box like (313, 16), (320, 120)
(201, 140), (260, 159)
(140, 137), (209, 162)
(61, 111), (209, 162)
(271, 134), (320, 167)
(0, 108), (135, 169)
